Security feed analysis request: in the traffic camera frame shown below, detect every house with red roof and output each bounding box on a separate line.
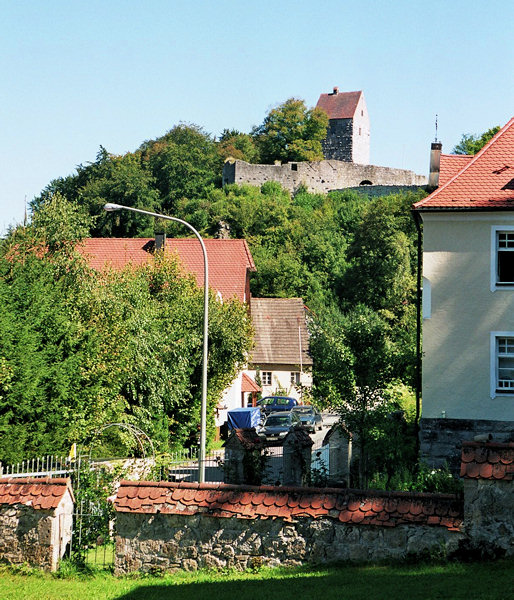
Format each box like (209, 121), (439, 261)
(316, 87), (370, 164)
(80, 236), (256, 304)
(413, 117), (514, 468)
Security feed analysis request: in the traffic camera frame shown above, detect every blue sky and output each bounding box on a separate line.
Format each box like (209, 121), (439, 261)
(1, 0), (512, 235)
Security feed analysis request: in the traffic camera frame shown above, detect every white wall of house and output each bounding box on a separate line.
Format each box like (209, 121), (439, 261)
(246, 364), (313, 402)
(421, 211), (514, 422)
(352, 94), (370, 165)
(216, 372), (243, 427)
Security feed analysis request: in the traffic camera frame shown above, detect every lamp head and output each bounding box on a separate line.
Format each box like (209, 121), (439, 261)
(104, 203), (122, 212)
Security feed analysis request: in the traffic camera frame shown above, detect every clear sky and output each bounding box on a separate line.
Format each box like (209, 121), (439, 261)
(1, 0), (513, 235)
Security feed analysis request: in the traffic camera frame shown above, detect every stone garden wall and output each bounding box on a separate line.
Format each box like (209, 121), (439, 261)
(114, 482), (462, 574)
(0, 477), (74, 571)
(113, 441), (514, 574)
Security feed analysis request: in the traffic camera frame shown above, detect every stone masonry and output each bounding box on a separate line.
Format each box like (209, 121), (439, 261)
(223, 159), (427, 196)
(113, 481), (462, 574)
(0, 477), (74, 571)
(419, 417), (514, 472)
(113, 441), (513, 574)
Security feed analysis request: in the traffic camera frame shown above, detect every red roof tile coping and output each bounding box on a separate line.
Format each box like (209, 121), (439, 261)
(0, 477), (74, 510)
(113, 480), (462, 531)
(414, 117), (514, 210)
(79, 238), (256, 303)
(460, 441), (514, 480)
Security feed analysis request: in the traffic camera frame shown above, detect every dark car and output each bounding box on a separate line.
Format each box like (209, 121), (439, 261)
(292, 405), (323, 433)
(257, 396), (300, 415)
(257, 410), (301, 444)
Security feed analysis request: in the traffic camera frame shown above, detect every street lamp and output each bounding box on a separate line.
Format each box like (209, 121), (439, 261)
(104, 203), (209, 483)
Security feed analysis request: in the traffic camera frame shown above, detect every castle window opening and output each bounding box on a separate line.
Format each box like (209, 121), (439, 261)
(359, 180), (372, 186)
(291, 163), (298, 171)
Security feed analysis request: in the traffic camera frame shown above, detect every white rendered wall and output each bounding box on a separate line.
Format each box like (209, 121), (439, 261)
(421, 212), (514, 422)
(352, 94), (370, 165)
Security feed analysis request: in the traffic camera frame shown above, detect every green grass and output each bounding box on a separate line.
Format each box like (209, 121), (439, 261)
(0, 560), (512, 600)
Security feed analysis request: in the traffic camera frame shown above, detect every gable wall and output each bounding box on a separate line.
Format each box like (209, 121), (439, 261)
(421, 212), (514, 422)
(420, 212), (514, 466)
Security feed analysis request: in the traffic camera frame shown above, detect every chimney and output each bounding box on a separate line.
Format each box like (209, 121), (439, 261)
(155, 233), (166, 251)
(428, 142), (442, 188)
(332, 86), (339, 95)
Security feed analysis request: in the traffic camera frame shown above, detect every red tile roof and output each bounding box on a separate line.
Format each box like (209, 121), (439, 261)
(414, 118), (514, 210)
(0, 477), (74, 510)
(460, 441), (514, 480)
(79, 238), (256, 303)
(241, 373), (261, 393)
(316, 90), (362, 120)
(439, 154), (474, 186)
(114, 481), (462, 530)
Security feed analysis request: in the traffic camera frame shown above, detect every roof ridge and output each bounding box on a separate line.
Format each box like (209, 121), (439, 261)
(414, 117), (514, 209)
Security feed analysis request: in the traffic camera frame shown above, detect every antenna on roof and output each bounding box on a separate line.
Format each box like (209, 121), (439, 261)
(434, 114), (439, 143)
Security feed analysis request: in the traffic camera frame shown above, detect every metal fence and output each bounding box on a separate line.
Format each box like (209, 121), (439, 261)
(0, 454), (83, 479)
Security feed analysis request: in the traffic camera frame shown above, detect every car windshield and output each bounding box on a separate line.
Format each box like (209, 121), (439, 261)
(259, 397), (275, 405)
(265, 415), (290, 427)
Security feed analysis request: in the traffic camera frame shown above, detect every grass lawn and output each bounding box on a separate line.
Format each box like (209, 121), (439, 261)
(0, 560), (512, 600)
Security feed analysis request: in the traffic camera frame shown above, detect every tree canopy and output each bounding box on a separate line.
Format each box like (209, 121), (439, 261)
(251, 98), (328, 163)
(0, 195), (252, 462)
(452, 126), (500, 155)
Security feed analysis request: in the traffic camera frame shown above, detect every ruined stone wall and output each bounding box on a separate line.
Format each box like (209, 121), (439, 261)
(115, 512), (460, 574)
(419, 418), (514, 472)
(223, 160), (427, 195)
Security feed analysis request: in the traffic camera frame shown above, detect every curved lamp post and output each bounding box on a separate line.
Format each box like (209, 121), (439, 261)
(104, 203), (209, 483)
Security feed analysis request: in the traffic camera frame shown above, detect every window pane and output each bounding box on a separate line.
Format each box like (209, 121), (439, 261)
(497, 251), (514, 283)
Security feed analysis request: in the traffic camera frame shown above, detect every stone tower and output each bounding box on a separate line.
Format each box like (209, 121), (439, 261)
(316, 87), (370, 165)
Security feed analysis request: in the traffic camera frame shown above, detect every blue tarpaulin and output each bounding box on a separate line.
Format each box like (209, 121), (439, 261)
(227, 407), (261, 430)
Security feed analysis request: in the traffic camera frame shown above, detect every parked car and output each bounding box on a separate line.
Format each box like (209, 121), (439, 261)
(257, 396), (300, 415)
(257, 410), (301, 444)
(292, 405), (323, 433)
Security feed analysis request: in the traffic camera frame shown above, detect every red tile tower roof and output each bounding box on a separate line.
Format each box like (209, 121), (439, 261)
(79, 238), (256, 303)
(414, 117), (514, 210)
(114, 480), (462, 530)
(460, 441), (514, 480)
(316, 89), (362, 120)
(0, 477), (74, 510)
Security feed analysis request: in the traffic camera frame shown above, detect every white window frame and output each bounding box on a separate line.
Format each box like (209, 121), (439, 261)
(490, 226), (514, 291)
(290, 371), (301, 385)
(490, 332), (514, 397)
(261, 371), (272, 386)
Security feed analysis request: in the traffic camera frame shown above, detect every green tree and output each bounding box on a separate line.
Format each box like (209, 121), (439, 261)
(217, 129), (260, 163)
(0, 196), (252, 462)
(310, 305), (398, 488)
(452, 126), (500, 155)
(33, 148), (160, 238)
(252, 98), (328, 163)
(140, 124), (221, 212)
